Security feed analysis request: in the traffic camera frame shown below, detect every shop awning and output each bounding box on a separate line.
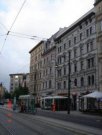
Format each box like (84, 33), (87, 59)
(82, 91), (102, 99)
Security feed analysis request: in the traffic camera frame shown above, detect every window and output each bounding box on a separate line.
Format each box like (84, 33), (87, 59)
(46, 81), (47, 88)
(91, 57), (94, 67)
(58, 46), (62, 53)
(80, 61), (84, 70)
(69, 40), (71, 47)
(89, 18), (92, 23)
(63, 54), (66, 62)
(90, 41), (93, 51)
(80, 33), (82, 41)
(57, 82), (61, 89)
(58, 48), (60, 53)
(40, 72), (41, 78)
(81, 77), (84, 87)
(50, 67), (52, 74)
(85, 21), (88, 25)
(64, 67), (66, 75)
(87, 57), (94, 68)
(87, 43), (90, 52)
(49, 80), (52, 88)
(101, 21), (102, 31)
(79, 25), (82, 29)
(92, 75), (94, 85)
(64, 43), (66, 50)
(44, 58), (45, 64)
(90, 27), (92, 35)
(74, 48), (77, 57)
(60, 46), (61, 52)
(88, 76), (91, 86)
(74, 37), (77, 44)
(57, 69), (62, 77)
(74, 79), (77, 86)
(86, 29), (89, 37)
(64, 81), (66, 89)
(58, 56), (62, 64)
(74, 63), (77, 72)
(80, 46), (83, 55)
(46, 69), (48, 76)
(87, 59), (90, 68)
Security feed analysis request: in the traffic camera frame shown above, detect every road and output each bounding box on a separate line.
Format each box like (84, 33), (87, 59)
(0, 109), (83, 135)
(37, 108), (102, 129)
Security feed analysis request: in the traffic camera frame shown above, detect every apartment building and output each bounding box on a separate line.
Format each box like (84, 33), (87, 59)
(9, 73), (30, 92)
(41, 36), (56, 96)
(55, 8), (98, 110)
(29, 41), (45, 104)
(94, 0), (102, 91)
(29, 1), (102, 109)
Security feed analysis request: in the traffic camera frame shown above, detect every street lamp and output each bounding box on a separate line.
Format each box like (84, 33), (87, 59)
(67, 51), (71, 114)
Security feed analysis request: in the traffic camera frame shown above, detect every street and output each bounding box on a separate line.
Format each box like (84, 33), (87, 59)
(0, 109), (83, 135)
(37, 108), (102, 129)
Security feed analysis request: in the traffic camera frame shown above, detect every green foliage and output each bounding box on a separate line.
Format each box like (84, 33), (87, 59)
(4, 91), (11, 99)
(12, 86), (29, 100)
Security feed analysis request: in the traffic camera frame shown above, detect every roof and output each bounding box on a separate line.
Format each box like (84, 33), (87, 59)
(41, 96), (67, 99)
(19, 95), (34, 99)
(9, 73), (29, 76)
(94, 0), (102, 6)
(29, 40), (45, 53)
(55, 8), (95, 41)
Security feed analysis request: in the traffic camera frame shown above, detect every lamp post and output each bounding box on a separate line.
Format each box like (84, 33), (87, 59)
(67, 51), (71, 114)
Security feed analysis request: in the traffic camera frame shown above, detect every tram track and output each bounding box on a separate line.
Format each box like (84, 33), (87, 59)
(1, 108), (102, 135)
(0, 109), (68, 135)
(0, 108), (80, 135)
(0, 109), (44, 135)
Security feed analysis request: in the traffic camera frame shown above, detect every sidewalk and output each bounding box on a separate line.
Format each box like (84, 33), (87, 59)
(37, 108), (102, 119)
(1, 105), (102, 119)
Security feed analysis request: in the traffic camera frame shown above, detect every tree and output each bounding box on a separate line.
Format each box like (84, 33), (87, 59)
(4, 91), (11, 99)
(12, 86), (29, 100)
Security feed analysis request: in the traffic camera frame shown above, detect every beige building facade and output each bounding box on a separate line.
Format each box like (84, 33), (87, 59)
(29, 41), (45, 103)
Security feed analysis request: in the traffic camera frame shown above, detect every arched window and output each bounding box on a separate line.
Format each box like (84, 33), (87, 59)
(81, 77), (84, 87)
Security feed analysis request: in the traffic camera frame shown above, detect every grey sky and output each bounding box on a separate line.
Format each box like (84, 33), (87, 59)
(0, 0), (94, 90)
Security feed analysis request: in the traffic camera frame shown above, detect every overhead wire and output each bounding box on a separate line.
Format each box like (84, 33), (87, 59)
(0, 0), (27, 54)
(8, 0), (27, 32)
(9, 32), (46, 40)
(10, 31), (37, 38)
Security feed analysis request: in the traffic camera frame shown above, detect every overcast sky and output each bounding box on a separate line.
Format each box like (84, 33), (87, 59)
(0, 0), (94, 90)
